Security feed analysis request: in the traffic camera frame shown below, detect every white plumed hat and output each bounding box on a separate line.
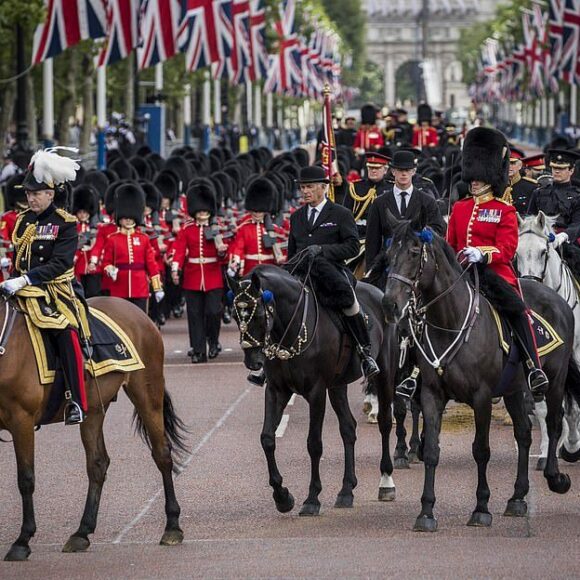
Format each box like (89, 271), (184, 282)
(23, 147), (80, 191)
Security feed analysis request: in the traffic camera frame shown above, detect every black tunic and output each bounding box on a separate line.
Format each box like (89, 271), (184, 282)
(528, 181), (580, 240)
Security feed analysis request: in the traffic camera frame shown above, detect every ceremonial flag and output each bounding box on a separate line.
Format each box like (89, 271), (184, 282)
(98, 0), (140, 67)
(548, 0), (565, 91)
(230, 0), (251, 85)
(32, 0), (107, 65)
(560, 0), (580, 84)
(137, 0), (181, 70)
(178, 0), (233, 72)
(321, 84), (337, 202)
(248, 0), (268, 81)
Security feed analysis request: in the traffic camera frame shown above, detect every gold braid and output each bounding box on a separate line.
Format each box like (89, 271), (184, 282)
(349, 183), (377, 222)
(13, 223), (37, 273)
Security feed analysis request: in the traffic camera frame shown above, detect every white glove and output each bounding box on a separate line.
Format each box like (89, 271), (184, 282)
(0, 257), (11, 270)
(154, 290), (165, 303)
(553, 232), (569, 248)
(1, 275), (29, 295)
(463, 247), (484, 263)
(106, 266), (119, 281)
(226, 267), (237, 278)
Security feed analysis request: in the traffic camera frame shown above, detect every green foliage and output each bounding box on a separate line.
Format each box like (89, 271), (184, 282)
(356, 60), (384, 108)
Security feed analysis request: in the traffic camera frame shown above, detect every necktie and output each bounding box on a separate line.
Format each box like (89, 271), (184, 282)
(308, 208), (317, 229)
(400, 191), (408, 216)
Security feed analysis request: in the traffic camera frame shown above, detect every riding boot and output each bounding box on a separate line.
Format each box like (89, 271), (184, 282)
(55, 328), (87, 425)
(343, 312), (380, 379)
(509, 311), (549, 401)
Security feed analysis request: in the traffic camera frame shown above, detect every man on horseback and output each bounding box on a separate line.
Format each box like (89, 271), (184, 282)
(447, 127), (549, 400)
(288, 165), (379, 379)
(0, 148), (88, 425)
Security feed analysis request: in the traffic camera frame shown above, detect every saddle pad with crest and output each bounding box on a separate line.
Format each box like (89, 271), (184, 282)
(25, 306), (145, 385)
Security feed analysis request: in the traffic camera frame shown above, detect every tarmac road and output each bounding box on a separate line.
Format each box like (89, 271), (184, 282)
(1, 316), (580, 579)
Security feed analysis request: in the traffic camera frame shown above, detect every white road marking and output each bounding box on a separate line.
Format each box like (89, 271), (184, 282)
(174, 350), (183, 354)
(165, 361), (244, 368)
(288, 394), (297, 406)
(275, 415), (290, 438)
(112, 386), (252, 544)
(224, 348), (233, 352)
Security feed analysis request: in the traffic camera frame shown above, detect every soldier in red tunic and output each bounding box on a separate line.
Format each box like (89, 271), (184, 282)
(101, 183), (164, 313)
(412, 104), (439, 149)
(353, 104), (385, 155)
(171, 179), (228, 363)
(447, 127), (548, 399)
(1, 174), (27, 246)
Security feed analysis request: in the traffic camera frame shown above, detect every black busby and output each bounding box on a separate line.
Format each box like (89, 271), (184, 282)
(186, 178), (217, 217)
(417, 103), (433, 124)
(461, 127), (509, 197)
(361, 103), (378, 126)
(292, 147), (310, 168)
(146, 152), (165, 173)
(104, 180), (127, 216)
(140, 180), (162, 212)
(4, 174), (27, 209)
(245, 177), (276, 212)
(84, 170), (110, 202)
(109, 157), (137, 180)
(211, 171), (235, 203)
(115, 182), (145, 225)
(129, 156), (153, 180)
(72, 184), (99, 218)
(154, 170), (179, 203)
(165, 156), (193, 193)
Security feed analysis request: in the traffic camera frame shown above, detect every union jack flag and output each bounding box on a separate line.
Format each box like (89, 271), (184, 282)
(229, 0), (251, 84)
(32, 0), (107, 65)
(137, 0), (181, 70)
(548, 0), (565, 91)
(560, 0), (580, 84)
(248, 0), (268, 81)
(178, 0), (233, 72)
(98, 0), (140, 67)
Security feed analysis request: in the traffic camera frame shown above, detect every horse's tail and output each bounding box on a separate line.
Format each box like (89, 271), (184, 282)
(565, 358), (580, 409)
(132, 390), (190, 474)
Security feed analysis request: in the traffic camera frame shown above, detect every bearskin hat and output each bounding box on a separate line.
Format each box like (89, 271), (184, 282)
(72, 184), (99, 218)
(4, 174), (26, 209)
(245, 177), (276, 213)
(146, 152), (165, 173)
(223, 164), (242, 192)
(109, 157), (136, 180)
(461, 127), (509, 197)
(361, 103), (378, 126)
(84, 170), (110, 202)
(154, 171), (179, 202)
(186, 178), (217, 217)
(129, 156), (153, 180)
(292, 147), (310, 168)
(54, 182), (73, 211)
(417, 103), (433, 124)
(164, 156), (192, 192)
(101, 168), (119, 184)
(104, 180), (127, 216)
(115, 182), (145, 224)
(135, 144), (152, 157)
(140, 180), (161, 212)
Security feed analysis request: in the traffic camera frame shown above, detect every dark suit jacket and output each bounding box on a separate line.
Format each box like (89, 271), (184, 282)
(288, 200), (359, 264)
(365, 185), (446, 266)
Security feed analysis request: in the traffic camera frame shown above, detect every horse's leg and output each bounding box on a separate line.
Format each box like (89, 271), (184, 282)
(260, 385), (294, 513)
(414, 387), (444, 532)
(299, 387), (327, 516)
(63, 407), (110, 553)
(328, 384), (357, 509)
(377, 369), (395, 501)
(466, 394), (493, 527)
(409, 399), (422, 463)
(503, 390), (531, 517)
(534, 400), (549, 471)
(4, 412), (36, 561)
(543, 386), (571, 494)
(560, 398), (580, 463)
(393, 395), (409, 469)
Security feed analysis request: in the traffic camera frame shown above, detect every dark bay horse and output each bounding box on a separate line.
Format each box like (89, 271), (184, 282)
(0, 296), (187, 561)
(228, 264), (397, 515)
(382, 220), (577, 532)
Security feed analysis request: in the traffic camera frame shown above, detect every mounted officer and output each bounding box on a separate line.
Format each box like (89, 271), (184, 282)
(288, 166), (380, 380)
(1, 148), (89, 425)
(505, 145), (537, 215)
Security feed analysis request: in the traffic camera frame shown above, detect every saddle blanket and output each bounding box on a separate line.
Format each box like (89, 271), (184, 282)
(26, 306), (145, 385)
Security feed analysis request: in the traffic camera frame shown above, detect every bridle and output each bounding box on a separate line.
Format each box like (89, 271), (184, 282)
(519, 231), (550, 284)
(386, 238), (479, 375)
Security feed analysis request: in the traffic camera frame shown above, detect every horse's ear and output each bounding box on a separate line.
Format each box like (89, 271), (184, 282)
(410, 206), (428, 231)
(226, 274), (239, 293)
(537, 211), (546, 231)
(250, 271), (262, 292)
(385, 208), (398, 231)
(517, 213), (525, 229)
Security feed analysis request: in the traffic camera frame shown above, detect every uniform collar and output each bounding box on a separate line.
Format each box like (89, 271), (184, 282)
(35, 203), (56, 222)
(510, 172), (521, 186)
(473, 191), (495, 204)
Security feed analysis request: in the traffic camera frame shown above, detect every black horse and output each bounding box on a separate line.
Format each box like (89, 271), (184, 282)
(382, 219), (578, 532)
(393, 396), (422, 469)
(228, 264), (398, 515)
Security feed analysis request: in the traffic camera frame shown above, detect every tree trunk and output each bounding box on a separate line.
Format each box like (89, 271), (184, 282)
(26, 72), (37, 147)
(80, 53), (94, 154)
(0, 82), (16, 161)
(125, 54), (134, 122)
(56, 50), (77, 145)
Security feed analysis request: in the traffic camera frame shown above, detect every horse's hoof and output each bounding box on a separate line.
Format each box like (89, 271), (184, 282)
(535, 457), (547, 471)
(274, 490), (295, 513)
(378, 487), (396, 502)
(299, 502), (321, 516)
(504, 499), (528, 517)
(547, 473), (571, 494)
(408, 451), (421, 464)
(4, 544), (31, 562)
(394, 457), (410, 470)
(560, 445), (580, 463)
(334, 493), (354, 509)
(467, 511), (493, 527)
(62, 535), (90, 553)
(367, 413), (378, 424)
(414, 515), (438, 532)
(160, 528), (184, 546)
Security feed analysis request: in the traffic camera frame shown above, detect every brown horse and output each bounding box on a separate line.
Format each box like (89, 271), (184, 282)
(0, 296), (188, 561)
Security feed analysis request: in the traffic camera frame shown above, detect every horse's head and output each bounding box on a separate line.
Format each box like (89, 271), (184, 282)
(227, 272), (276, 372)
(516, 211), (559, 283)
(382, 210), (439, 324)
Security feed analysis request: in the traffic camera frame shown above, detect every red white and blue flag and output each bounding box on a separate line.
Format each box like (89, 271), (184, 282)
(98, 0), (140, 67)
(178, 0), (233, 72)
(137, 0), (181, 70)
(32, 0), (107, 65)
(560, 0), (580, 84)
(548, 0), (565, 91)
(248, 0), (268, 81)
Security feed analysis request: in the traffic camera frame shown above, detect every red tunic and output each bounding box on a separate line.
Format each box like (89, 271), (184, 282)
(171, 221), (227, 292)
(229, 220), (282, 275)
(1, 210), (20, 244)
(412, 126), (439, 148)
(74, 221), (94, 278)
(101, 229), (161, 299)
(90, 221), (118, 291)
(353, 126), (385, 152)
(447, 192), (519, 289)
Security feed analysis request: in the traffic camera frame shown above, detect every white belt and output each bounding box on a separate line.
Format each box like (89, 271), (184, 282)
(188, 257), (217, 264)
(246, 253), (275, 261)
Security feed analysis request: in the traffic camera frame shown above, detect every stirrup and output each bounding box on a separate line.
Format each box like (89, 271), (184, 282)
(528, 368), (548, 401)
(361, 355), (380, 379)
(396, 366), (420, 400)
(64, 401), (85, 426)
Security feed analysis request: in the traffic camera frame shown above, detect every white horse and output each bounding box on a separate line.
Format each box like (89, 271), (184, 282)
(516, 212), (580, 469)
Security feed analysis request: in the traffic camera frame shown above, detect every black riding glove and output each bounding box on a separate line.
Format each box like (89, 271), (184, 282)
(307, 245), (323, 259)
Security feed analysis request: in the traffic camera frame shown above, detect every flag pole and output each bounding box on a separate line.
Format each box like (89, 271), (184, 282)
(96, 65), (107, 169)
(42, 58), (54, 147)
(322, 83), (336, 202)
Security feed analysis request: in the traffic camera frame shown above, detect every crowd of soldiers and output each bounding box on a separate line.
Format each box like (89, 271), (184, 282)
(1, 100), (579, 366)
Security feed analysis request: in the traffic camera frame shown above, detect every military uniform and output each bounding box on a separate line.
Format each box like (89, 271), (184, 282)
(508, 172), (538, 215)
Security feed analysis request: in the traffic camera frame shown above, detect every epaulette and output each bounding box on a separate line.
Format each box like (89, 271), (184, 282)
(56, 208), (78, 223)
(522, 176), (538, 184)
(497, 197), (512, 206)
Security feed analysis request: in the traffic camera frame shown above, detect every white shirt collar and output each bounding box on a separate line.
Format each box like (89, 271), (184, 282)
(308, 197), (328, 215)
(393, 184), (414, 196)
